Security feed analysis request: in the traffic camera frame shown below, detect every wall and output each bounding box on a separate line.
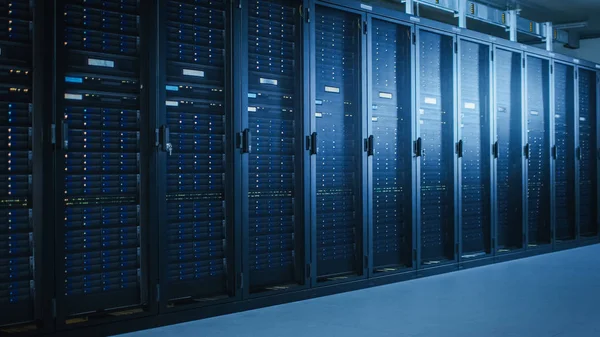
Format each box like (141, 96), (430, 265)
(533, 38), (600, 64)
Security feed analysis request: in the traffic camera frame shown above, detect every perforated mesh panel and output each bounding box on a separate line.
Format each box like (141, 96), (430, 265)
(61, 0), (143, 315)
(247, 0), (300, 291)
(163, 0), (229, 301)
(495, 49), (523, 250)
(0, 0), (34, 326)
(578, 68), (598, 237)
(459, 40), (490, 256)
(418, 30), (455, 263)
(315, 6), (361, 278)
(553, 63), (575, 241)
(371, 19), (412, 270)
(526, 56), (551, 245)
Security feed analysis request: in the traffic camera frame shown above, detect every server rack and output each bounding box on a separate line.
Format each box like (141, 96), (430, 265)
(493, 47), (524, 253)
(553, 62), (576, 242)
(240, 0), (308, 295)
(367, 16), (414, 273)
(54, 0), (150, 322)
(415, 27), (457, 266)
(457, 37), (492, 260)
(154, 0), (237, 309)
(0, 0), (36, 327)
(525, 54), (552, 247)
(577, 68), (598, 238)
(311, 4), (367, 282)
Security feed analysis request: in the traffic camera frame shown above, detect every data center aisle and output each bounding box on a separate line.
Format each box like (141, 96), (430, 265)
(118, 244), (600, 337)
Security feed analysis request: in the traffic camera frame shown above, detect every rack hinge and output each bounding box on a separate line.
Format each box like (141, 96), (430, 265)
(454, 41), (458, 54)
(50, 124), (56, 145)
(523, 58), (526, 68)
(412, 32), (416, 45)
(304, 6), (311, 23)
(550, 64), (553, 74)
(52, 298), (57, 318)
(363, 21), (368, 35)
(490, 50), (494, 62)
(575, 69), (578, 79)
(156, 284), (160, 302)
(306, 264), (311, 279)
(237, 129), (251, 154)
(154, 128), (160, 147)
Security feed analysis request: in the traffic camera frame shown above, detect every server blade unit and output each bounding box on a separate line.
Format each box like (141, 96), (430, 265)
(526, 56), (551, 246)
(459, 39), (491, 257)
(418, 30), (455, 264)
(163, 0), (231, 303)
(495, 48), (523, 251)
(315, 6), (362, 279)
(246, 0), (304, 292)
(59, 0), (144, 316)
(578, 69), (598, 237)
(553, 63), (576, 241)
(0, 0), (34, 326)
(370, 19), (413, 271)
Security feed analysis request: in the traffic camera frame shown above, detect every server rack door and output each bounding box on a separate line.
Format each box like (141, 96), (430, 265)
(416, 29), (456, 265)
(494, 48), (523, 252)
(0, 0), (35, 327)
(369, 18), (413, 272)
(525, 55), (551, 247)
(458, 39), (491, 259)
(158, 0), (235, 306)
(553, 63), (576, 242)
(55, 0), (148, 319)
(314, 5), (365, 280)
(578, 68), (598, 237)
(243, 0), (306, 294)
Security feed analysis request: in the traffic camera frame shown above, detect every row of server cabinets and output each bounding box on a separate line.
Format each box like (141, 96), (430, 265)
(1, 0), (599, 334)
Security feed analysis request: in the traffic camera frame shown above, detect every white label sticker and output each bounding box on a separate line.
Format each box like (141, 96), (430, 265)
(248, 93), (257, 98)
(372, 117), (378, 122)
(166, 101), (179, 107)
(549, 53), (556, 57)
(489, 36), (497, 42)
(183, 69), (205, 77)
(65, 93), (82, 100)
(410, 16), (421, 22)
(574, 59), (580, 64)
(580, 117), (587, 122)
(452, 27), (461, 33)
(88, 58), (115, 68)
(419, 109), (425, 114)
(419, 120), (424, 124)
(464, 102), (476, 110)
(260, 78), (278, 85)
(424, 97), (437, 105)
(248, 107), (257, 112)
(315, 112), (323, 118)
(379, 92), (393, 99)
(315, 99), (323, 105)
(520, 45), (528, 50)
(360, 4), (372, 10)
(530, 110), (539, 116)
(325, 86), (340, 93)
(555, 114), (561, 118)
(497, 107), (507, 113)
(372, 105), (378, 110)
(596, 64), (600, 69)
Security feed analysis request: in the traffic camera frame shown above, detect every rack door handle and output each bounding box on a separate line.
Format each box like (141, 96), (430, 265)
(524, 143), (530, 159)
(366, 135), (374, 157)
(61, 121), (69, 150)
(493, 141), (499, 159)
(414, 137), (422, 157)
(161, 125), (172, 155)
(456, 140), (464, 158)
(552, 145), (557, 160)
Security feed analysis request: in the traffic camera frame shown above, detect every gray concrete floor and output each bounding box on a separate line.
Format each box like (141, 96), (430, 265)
(118, 244), (600, 337)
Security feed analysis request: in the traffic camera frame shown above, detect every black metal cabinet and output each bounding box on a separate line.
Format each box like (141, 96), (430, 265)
(0, 0), (35, 327)
(577, 68), (598, 238)
(312, 4), (367, 281)
(553, 62), (576, 242)
(241, 0), (308, 295)
(415, 28), (457, 266)
(54, 0), (150, 320)
(367, 17), (414, 272)
(525, 55), (551, 247)
(457, 38), (492, 259)
(494, 47), (524, 252)
(155, 0), (236, 307)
